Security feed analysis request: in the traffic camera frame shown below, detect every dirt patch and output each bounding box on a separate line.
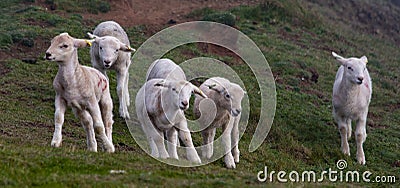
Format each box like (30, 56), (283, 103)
(115, 142), (137, 152)
(367, 112), (389, 129)
(34, 0), (261, 29)
(0, 60), (11, 76)
(1, 0), (262, 61)
(83, 0), (261, 28)
(1, 36), (50, 63)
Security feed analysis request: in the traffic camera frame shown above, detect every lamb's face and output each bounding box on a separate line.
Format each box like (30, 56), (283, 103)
(45, 33), (75, 62)
(343, 58), (368, 85)
(332, 52), (368, 85)
(209, 82), (245, 117)
(156, 79), (207, 111)
(159, 80), (207, 111)
(222, 84), (245, 117)
(165, 81), (195, 110)
(97, 37), (121, 68)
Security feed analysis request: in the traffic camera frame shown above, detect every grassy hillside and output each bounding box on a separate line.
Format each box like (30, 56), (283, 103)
(0, 0), (399, 187)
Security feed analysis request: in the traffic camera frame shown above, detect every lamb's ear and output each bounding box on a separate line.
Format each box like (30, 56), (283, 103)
(74, 39), (94, 48)
(332, 51), (347, 65)
(87, 33), (102, 44)
(192, 84), (208, 98)
(87, 32), (98, 39)
(206, 83), (224, 93)
(154, 80), (169, 88)
(119, 42), (136, 52)
(360, 56), (368, 64)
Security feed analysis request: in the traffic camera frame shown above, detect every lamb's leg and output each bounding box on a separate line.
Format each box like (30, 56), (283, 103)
(166, 128), (179, 159)
(201, 127), (216, 160)
(100, 91), (114, 143)
(222, 117), (235, 169)
(51, 94), (66, 147)
(346, 119), (352, 140)
(117, 70), (129, 119)
(152, 128), (169, 159)
(231, 117), (240, 163)
(88, 99), (115, 153)
(74, 108), (97, 152)
(337, 117), (350, 156)
(124, 69), (130, 107)
(137, 109), (160, 157)
(177, 121), (201, 163)
(355, 118), (367, 165)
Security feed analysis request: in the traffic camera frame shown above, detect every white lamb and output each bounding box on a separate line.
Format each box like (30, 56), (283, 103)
(135, 78), (207, 163)
(194, 77), (245, 169)
(88, 21), (135, 119)
(146, 58), (186, 147)
(332, 52), (372, 165)
(45, 33), (114, 153)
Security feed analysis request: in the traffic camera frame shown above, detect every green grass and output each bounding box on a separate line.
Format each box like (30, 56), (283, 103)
(0, 0), (399, 187)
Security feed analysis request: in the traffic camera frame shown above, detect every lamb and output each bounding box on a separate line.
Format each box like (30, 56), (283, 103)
(145, 58), (186, 147)
(194, 77), (246, 168)
(332, 52), (372, 165)
(45, 33), (114, 153)
(135, 78), (207, 163)
(88, 21), (135, 119)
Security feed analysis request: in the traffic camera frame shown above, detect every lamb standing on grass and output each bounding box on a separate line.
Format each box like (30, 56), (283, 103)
(194, 77), (245, 169)
(332, 52), (372, 165)
(45, 33), (114, 152)
(88, 21), (135, 119)
(145, 58), (186, 149)
(135, 79), (207, 163)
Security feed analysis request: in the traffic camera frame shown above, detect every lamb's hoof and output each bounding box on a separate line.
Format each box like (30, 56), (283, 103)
(51, 139), (62, 147)
(202, 149), (213, 160)
(105, 145), (115, 153)
(159, 152), (170, 159)
(170, 153), (179, 160)
(356, 153), (366, 165)
(88, 147), (98, 152)
(342, 147), (350, 156)
(119, 109), (130, 119)
(225, 155), (236, 169)
(186, 149), (201, 164)
(233, 150), (240, 163)
(234, 155), (240, 163)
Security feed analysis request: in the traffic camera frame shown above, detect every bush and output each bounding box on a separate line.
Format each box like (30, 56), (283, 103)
(46, 0), (110, 14)
(0, 33), (13, 49)
(97, 1), (110, 13)
(202, 12), (236, 27)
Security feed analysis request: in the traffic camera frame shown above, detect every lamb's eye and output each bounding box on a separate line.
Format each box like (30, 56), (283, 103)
(60, 44), (68, 48)
(225, 94), (231, 99)
(172, 88), (176, 91)
(115, 49), (119, 52)
(348, 66), (353, 71)
(100, 47), (103, 50)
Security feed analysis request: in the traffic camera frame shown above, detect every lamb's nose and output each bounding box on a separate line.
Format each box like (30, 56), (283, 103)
(45, 52), (51, 58)
(181, 101), (188, 107)
(357, 77), (364, 82)
(235, 109), (241, 114)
